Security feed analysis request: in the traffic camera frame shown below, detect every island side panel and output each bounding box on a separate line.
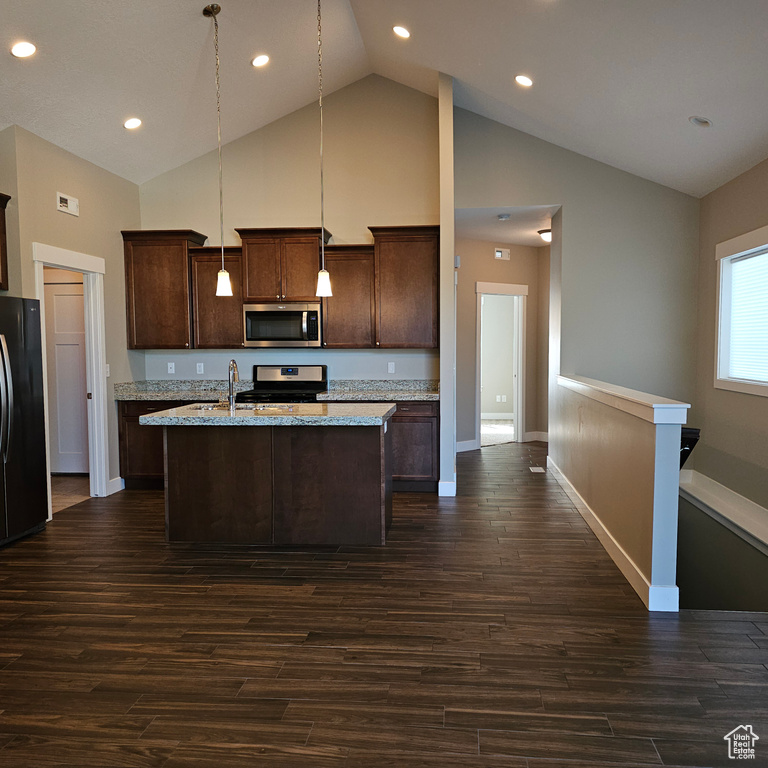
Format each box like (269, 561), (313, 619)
(272, 425), (386, 546)
(165, 426), (273, 544)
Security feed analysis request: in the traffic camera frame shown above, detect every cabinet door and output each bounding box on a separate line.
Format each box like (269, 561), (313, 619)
(390, 402), (439, 486)
(322, 249), (375, 348)
(191, 253), (244, 349)
(118, 400), (185, 488)
(374, 230), (438, 348)
(242, 239), (281, 302)
(124, 238), (194, 349)
(282, 237), (321, 300)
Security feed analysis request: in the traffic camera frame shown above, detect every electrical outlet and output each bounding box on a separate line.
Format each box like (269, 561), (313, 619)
(387, 362), (395, 374)
(496, 395), (501, 402)
(105, 364), (110, 378)
(167, 362), (175, 374)
(196, 363), (205, 374)
(502, 395), (507, 402)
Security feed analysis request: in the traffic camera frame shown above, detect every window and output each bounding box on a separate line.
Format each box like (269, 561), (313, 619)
(716, 225), (768, 397)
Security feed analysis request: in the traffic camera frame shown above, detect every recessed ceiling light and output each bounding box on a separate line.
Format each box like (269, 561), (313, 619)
(393, 26), (410, 39)
(124, 118), (142, 130)
(689, 115), (713, 128)
(538, 229), (552, 243)
(515, 75), (533, 87)
(252, 54), (269, 67)
(11, 41), (36, 58)
(497, 213), (510, 221)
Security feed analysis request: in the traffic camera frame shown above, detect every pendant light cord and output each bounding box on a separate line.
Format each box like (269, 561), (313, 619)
(211, 6), (225, 273)
(317, 0), (325, 270)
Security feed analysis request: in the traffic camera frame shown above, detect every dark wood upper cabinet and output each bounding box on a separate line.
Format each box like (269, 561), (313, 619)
(322, 245), (375, 348)
(236, 227), (330, 302)
(370, 225), (439, 348)
(190, 247), (244, 349)
(0, 192), (10, 291)
(122, 230), (206, 349)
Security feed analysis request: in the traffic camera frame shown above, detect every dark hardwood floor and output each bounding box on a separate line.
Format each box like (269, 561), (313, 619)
(0, 441), (766, 767)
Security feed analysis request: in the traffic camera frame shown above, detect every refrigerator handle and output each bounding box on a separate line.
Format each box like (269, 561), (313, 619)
(0, 335), (5, 460)
(0, 334), (12, 464)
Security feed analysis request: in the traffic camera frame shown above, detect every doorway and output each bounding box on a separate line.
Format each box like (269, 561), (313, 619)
(475, 282), (527, 448)
(43, 267), (91, 513)
(33, 242), (110, 520)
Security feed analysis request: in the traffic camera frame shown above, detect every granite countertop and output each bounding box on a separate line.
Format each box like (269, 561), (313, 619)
(114, 380), (252, 401)
(139, 402), (396, 427)
(319, 379), (439, 402)
(115, 379), (439, 402)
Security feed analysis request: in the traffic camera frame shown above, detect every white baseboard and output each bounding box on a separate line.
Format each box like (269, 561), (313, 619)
(438, 480), (457, 497)
(481, 412), (515, 420)
(547, 457), (678, 612)
(524, 431), (548, 442)
(105, 477), (126, 496)
(457, 439), (480, 452)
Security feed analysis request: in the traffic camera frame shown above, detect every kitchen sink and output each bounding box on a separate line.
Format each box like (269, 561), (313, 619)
(189, 403), (296, 411)
(190, 403), (254, 410)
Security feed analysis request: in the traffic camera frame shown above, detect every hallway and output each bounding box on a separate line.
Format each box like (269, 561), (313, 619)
(0, 442), (765, 766)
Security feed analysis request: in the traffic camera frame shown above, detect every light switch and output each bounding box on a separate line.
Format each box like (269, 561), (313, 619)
(196, 363), (205, 374)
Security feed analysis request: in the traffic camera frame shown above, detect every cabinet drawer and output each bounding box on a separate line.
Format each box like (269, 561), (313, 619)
(393, 402), (436, 417)
(120, 400), (189, 418)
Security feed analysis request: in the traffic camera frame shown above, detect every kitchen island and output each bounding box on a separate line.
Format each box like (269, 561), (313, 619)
(140, 402), (395, 546)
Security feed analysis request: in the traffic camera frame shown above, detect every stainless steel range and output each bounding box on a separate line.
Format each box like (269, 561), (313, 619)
(235, 365), (328, 404)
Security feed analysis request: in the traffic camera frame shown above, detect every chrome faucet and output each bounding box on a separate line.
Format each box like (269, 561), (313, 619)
(228, 359), (239, 410)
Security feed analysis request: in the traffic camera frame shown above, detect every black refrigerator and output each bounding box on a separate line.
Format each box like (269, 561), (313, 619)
(0, 296), (48, 547)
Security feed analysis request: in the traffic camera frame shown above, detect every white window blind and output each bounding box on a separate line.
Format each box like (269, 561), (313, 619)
(728, 252), (768, 382)
(727, 252), (768, 383)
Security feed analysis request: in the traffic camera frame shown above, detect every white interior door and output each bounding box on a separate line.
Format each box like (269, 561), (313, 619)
(44, 270), (89, 473)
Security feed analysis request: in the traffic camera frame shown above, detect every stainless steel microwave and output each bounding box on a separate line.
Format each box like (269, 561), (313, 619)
(243, 302), (321, 348)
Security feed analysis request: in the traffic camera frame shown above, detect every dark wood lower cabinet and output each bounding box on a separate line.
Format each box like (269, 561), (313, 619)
(390, 401), (439, 492)
(163, 424), (392, 546)
(118, 400), (190, 489)
(165, 426), (273, 544)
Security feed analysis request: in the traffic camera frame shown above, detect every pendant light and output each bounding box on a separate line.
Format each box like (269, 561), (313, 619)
(204, 4), (233, 297)
(315, 0), (332, 297)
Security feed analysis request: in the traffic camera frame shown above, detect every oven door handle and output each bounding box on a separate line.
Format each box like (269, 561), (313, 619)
(301, 311), (309, 340)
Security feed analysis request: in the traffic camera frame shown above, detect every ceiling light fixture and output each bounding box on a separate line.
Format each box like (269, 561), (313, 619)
(689, 115), (713, 128)
(497, 213), (511, 221)
(252, 54), (269, 67)
(123, 118), (142, 130)
(11, 41), (36, 58)
(315, 0), (332, 298)
(393, 26), (410, 39)
(204, 3), (233, 297)
(538, 229), (552, 243)
(515, 75), (533, 87)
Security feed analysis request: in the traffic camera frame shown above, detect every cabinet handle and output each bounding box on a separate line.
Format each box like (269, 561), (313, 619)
(282, 294), (286, 299)
(276, 295), (280, 299)
(376, 341), (380, 346)
(185, 343), (189, 348)
(399, 407), (410, 411)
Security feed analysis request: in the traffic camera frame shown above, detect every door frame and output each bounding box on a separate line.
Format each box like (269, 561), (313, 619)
(33, 243), (109, 517)
(475, 281), (527, 448)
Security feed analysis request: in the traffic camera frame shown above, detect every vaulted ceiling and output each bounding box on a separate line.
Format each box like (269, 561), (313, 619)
(2, 0), (767, 197)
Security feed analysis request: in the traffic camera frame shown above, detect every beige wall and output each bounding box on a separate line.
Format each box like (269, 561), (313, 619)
(537, 245), (550, 432)
(140, 75), (439, 245)
(455, 237), (543, 441)
(455, 108), (700, 404)
(696, 156), (768, 508)
(12, 127), (141, 482)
